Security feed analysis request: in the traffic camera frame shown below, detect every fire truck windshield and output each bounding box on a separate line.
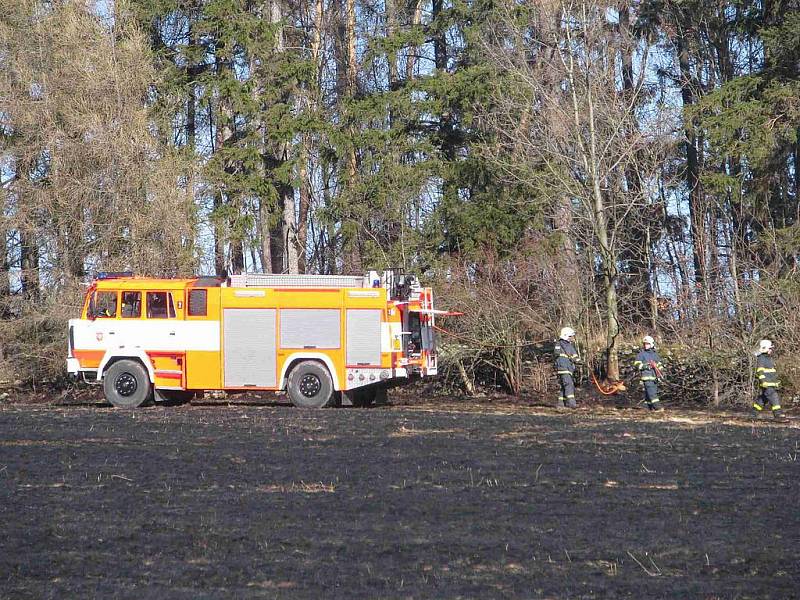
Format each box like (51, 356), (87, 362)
(89, 291), (117, 319)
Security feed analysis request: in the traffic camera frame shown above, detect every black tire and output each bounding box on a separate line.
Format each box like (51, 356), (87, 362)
(103, 360), (152, 409)
(287, 361), (335, 408)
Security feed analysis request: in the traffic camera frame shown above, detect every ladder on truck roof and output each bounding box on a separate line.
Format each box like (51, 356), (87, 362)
(229, 273), (368, 289)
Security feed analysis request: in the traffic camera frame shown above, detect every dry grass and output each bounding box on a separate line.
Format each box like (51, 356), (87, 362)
(255, 481), (335, 494)
(390, 425), (463, 437)
(0, 437), (128, 446)
(246, 580), (297, 589)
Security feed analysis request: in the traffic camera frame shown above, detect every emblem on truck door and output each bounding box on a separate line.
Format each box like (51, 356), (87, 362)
(96, 332), (103, 341)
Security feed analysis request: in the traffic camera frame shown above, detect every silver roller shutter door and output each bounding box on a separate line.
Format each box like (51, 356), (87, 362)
(223, 308), (277, 387)
(280, 309), (341, 348)
(346, 309), (382, 365)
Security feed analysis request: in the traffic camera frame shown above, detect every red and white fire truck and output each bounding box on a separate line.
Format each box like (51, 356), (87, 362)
(67, 271), (438, 408)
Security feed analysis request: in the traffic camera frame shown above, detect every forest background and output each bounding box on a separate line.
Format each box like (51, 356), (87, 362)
(1, 0), (799, 406)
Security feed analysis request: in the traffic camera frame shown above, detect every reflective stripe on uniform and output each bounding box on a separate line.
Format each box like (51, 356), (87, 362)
(756, 367), (776, 373)
(771, 405), (782, 410)
(557, 370), (572, 375)
(642, 376), (657, 381)
(650, 398), (660, 403)
(753, 403), (763, 411)
(633, 361), (643, 367)
(761, 382), (780, 388)
(566, 394), (575, 399)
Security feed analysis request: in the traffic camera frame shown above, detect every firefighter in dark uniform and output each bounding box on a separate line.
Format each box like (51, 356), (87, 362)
(634, 335), (664, 411)
(554, 327), (580, 408)
(752, 339), (787, 421)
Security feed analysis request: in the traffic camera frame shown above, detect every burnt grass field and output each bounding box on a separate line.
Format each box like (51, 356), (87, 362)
(1, 399), (799, 599)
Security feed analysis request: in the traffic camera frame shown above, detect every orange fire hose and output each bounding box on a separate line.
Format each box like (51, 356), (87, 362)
(591, 371), (627, 395)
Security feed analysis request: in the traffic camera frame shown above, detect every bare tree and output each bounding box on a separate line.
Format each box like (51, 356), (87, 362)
(0, 0), (194, 381)
(478, 0), (673, 380)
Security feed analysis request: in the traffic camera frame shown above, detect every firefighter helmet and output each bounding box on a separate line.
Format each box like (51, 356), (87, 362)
(559, 326), (576, 340)
(758, 339), (773, 354)
(642, 335), (655, 347)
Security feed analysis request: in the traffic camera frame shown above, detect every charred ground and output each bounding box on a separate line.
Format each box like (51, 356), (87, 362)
(0, 400), (798, 599)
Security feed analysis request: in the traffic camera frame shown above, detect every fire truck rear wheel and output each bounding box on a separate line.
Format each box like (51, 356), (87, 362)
(287, 361), (335, 408)
(103, 360), (152, 409)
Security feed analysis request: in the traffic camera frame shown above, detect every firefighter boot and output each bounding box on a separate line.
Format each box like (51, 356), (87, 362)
(772, 406), (788, 422)
(763, 388), (787, 421)
(752, 402), (764, 419)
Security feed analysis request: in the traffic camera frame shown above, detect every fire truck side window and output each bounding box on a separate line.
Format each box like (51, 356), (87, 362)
(120, 291), (141, 318)
(188, 289), (207, 316)
(146, 292), (175, 319)
(92, 291), (118, 318)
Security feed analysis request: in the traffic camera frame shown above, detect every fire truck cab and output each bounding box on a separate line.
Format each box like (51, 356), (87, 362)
(67, 271), (438, 408)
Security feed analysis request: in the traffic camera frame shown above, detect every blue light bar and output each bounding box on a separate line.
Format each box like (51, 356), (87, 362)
(96, 271), (134, 280)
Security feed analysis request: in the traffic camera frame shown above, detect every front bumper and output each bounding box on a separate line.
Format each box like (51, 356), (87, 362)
(66, 357), (81, 375)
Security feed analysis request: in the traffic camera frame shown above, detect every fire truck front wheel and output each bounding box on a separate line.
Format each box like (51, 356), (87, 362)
(103, 360), (152, 409)
(287, 361), (335, 408)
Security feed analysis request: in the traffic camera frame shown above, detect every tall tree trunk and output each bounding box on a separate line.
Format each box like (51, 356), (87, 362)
(19, 228), (40, 299)
(268, 0), (299, 274)
(185, 20), (198, 275)
(405, 0), (423, 82)
(585, 140), (619, 381)
(340, 0), (361, 274)
(794, 131), (800, 210)
(231, 238), (245, 273)
(213, 190), (226, 276)
(386, 0), (398, 89)
(269, 193), (287, 274)
(0, 195), (11, 317)
(432, 0), (446, 71)
(211, 42), (232, 276)
(554, 196), (581, 327)
(293, 0), (325, 275)
(346, 0), (357, 92)
(619, 2), (653, 323)
(321, 157), (337, 274)
(564, 6), (619, 380)
(259, 197), (273, 273)
(676, 33), (706, 289)
(283, 169), (299, 274)
(297, 141), (311, 273)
